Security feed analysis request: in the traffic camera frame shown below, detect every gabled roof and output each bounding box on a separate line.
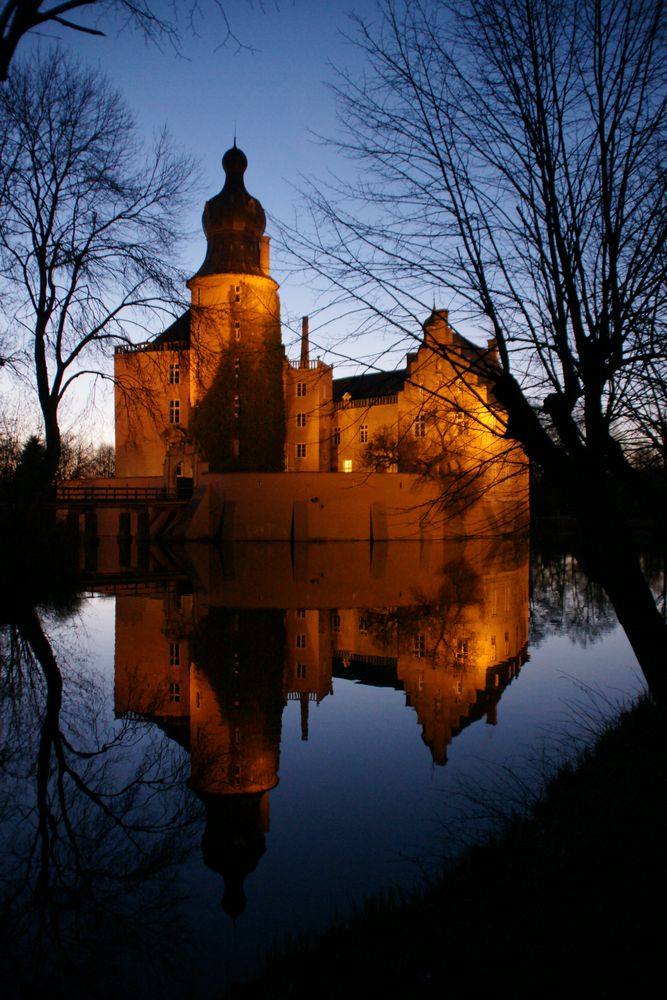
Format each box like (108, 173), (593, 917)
(153, 310), (191, 346)
(333, 369), (407, 402)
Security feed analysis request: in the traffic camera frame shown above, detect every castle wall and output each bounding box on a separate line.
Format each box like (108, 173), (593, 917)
(172, 469), (527, 542)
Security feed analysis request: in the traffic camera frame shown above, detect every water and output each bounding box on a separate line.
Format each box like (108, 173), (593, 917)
(0, 537), (647, 997)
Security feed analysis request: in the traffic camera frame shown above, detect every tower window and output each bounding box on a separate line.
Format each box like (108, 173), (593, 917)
(234, 321), (241, 341)
(414, 415), (426, 438)
(296, 663), (307, 679)
(234, 357), (240, 379)
(169, 641), (180, 666)
(168, 682), (181, 703)
(296, 412), (307, 427)
(359, 615), (369, 636)
(360, 425), (368, 443)
(297, 382), (307, 397)
(169, 400), (180, 424)
(296, 608), (306, 619)
(234, 395), (240, 419)
(333, 427), (341, 446)
(296, 633), (307, 649)
(413, 635), (425, 658)
(332, 613), (341, 632)
(235, 284), (241, 302)
(296, 443), (307, 458)
(169, 362), (180, 385)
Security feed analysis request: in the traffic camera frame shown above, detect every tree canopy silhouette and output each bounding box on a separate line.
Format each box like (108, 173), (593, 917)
(0, 1), (255, 80)
(291, 0), (667, 697)
(0, 48), (195, 487)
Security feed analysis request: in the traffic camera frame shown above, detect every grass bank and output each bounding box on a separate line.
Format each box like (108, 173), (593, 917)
(228, 696), (666, 998)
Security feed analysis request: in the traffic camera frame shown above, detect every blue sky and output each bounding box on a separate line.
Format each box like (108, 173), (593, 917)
(12, 1), (439, 440)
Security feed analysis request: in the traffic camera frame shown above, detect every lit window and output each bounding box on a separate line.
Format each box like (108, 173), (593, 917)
(169, 362), (180, 385)
(169, 641), (180, 666)
(168, 682), (180, 703)
(296, 663), (307, 679)
(333, 427), (341, 446)
(343, 459), (353, 473)
(413, 635), (425, 658)
(296, 412), (307, 427)
(297, 381), (307, 397)
(297, 443), (307, 458)
(169, 400), (180, 424)
(296, 633), (307, 649)
(414, 415), (426, 437)
(360, 425), (368, 443)
(456, 639), (469, 663)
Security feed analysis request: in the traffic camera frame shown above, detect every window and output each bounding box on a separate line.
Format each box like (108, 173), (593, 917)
(235, 284), (241, 302)
(169, 641), (180, 666)
(332, 613), (341, 632)
(296, 663), (307, 679)
(414, 415), (426, 437)
(360, 424), (368, 443)
(296, 633), (307, 649)
(169, 362), (180, 385)
(233, 764), (242, 785)
(296, 608), (306, 619)
(169, 399), (180, 424)
(296, 443), (307, 458)
(175, 462), (183, 477)
(234, 357), (240, 379)
(413, 635), (425, 658)
(297, 381), (307, 397)
(333, 426), (341, 446)
(296, 412), (307, 427)
(234, 394), (240, 419)
(359, 615), (369, 636)
(234, 321), (241, 341)
(195, 690), (201, 709)
(234, 727), (241, 746)
(168, 682), (180, 703)
(456, 639), (469, 664)
(343, 459), (353, 473)
(455, 411), (468, 431)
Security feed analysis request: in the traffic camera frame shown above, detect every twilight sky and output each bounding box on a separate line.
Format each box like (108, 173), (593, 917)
(14, 1), (448, 439)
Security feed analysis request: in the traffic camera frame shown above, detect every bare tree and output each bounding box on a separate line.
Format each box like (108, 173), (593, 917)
(0, 48), (195, 487)
(291, 0), (667, 697)
(0, 0), (256, 81)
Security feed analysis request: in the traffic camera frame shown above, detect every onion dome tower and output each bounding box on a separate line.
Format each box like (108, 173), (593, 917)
(187, 144), (285, 471)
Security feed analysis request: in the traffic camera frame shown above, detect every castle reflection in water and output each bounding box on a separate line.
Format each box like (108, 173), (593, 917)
(108, 537), (528, 917)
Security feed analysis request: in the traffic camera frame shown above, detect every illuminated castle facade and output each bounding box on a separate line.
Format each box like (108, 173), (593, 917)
(113, 145), (525, 540)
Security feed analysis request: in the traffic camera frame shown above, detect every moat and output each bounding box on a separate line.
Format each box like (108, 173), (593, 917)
(0, 534), (648, 997)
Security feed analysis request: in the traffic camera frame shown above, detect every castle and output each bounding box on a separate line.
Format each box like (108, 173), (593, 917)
(112, 144), (526, 541)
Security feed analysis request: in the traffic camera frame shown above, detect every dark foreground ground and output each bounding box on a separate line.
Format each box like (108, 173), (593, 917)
(228, 696), (666, 998)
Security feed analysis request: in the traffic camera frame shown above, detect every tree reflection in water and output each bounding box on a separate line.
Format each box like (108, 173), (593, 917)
(0, 595), (201, 996)
(1, 528), (645, 996)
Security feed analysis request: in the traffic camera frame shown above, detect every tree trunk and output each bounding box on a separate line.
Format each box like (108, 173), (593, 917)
(572, 477), (667, 704)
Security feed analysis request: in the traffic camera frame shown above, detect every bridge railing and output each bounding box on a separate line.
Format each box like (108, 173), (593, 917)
(56, 485), (180, 502)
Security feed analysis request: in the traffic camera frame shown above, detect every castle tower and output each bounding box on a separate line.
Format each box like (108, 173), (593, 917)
(187, 144), (285, 471)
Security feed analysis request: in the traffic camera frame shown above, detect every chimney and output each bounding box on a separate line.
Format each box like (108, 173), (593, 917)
(300, 316), (310, 368)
